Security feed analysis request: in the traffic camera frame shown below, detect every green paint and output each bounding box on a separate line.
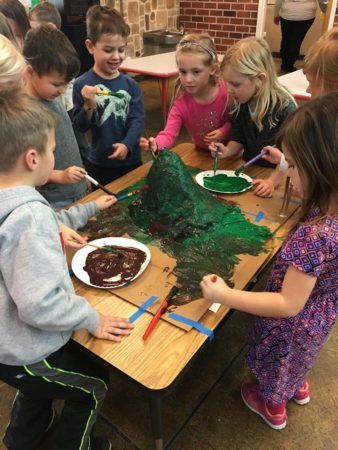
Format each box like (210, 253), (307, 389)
(81, 151), (272, 304)
(203, 173), (251, 193)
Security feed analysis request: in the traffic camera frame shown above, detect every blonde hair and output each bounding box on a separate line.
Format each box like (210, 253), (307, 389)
(303, 27), (338, 94)
(172, 33), (220, 103)
(221, 37), (296, 131)
(0, 34), (26, 92)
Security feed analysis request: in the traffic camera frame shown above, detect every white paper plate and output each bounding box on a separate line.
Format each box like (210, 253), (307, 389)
(195, 170), (253, 194)
(71, 237), (151, 289)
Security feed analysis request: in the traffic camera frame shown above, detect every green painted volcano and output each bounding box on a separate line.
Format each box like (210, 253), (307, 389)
(82, 150), (272, 303)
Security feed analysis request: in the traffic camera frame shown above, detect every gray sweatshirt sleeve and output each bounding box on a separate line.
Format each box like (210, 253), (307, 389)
(56, 201), (99, 230)
(2, 203), (99, 333)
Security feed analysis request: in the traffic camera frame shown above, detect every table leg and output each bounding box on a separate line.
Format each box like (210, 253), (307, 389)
(161, 78), (168, 124)
(148, 391), (163, 450)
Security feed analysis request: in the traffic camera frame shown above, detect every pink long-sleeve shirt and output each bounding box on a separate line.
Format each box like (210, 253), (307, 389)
(155, 82), (231, 150)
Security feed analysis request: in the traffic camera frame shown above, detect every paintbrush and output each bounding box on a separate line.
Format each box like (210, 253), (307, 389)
(143, 286), (179, 340)
(213, 145), (219, 176)
(85, 174), (117, 197)
(86, 243), (119, 254)
(116, 190), (140, 202)
(234, 149), (268, 176)
(96, 89), (125, 99)
(144, 131), (158, 161)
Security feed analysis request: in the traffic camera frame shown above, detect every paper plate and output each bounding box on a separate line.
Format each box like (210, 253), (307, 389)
(71, 237), (151, 289)
(195, 170), (253, 194)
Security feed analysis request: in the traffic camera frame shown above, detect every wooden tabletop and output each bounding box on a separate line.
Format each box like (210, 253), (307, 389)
(72, 143), (298, 390)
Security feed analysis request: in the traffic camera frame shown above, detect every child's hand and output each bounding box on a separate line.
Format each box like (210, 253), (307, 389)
(92, 313), (134, 342)
(261, 146), (282, 165)
(95, 195), (117, 210)
(60, 223), (88, 249)
(200, 274), (230, 303)
(81, 85), (97, 111)
(108, 143), (128, 160)
(274, 16), (280, 25)
(204, 129), (224, 145)
(61, 166), (86, 184)
(252, 178), (274, 197)
(139, 136), (158, 153)
(209, 142), (228, 159)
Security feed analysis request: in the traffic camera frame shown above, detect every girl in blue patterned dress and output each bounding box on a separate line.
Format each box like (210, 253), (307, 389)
(200, 93), (337, 430)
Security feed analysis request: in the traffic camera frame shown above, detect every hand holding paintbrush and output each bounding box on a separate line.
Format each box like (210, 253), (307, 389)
(234, 149), (269, 176)
(139, 133), (158, 160)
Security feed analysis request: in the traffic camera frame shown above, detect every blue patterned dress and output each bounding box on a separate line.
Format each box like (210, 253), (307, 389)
(246, 209), (337, 404)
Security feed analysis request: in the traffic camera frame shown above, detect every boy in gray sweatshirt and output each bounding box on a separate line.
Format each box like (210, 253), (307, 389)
(0, 93), (133, 450)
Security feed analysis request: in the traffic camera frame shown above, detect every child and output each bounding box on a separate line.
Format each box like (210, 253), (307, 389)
(27, 2), (88, 154)
(72, 5), (144, 187)
(23, 25), (88, 209)
(29, 1), (62, 29)
(303, 26), (338, 97)
(0, 0), (30, 49)
(262, 26), (338, 167)
(139, 33), (231, 153)
(201, 93), (338, 430)
(0, 92), (133, 450)
(211, 37), (297, 198)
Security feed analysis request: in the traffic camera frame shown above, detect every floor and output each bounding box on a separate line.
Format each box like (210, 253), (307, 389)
(0, 74), (337, 450)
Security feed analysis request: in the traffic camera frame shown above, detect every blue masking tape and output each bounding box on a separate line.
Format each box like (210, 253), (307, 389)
(242, 210), (278, 224)
(254, 211), (265, 222)
(168, 312), (214, 341)
(128, 295), (158, 323)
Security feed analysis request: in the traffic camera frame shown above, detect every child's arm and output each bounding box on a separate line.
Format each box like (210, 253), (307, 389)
(200, 265), (317, 318)
(204, 123), (231, 146)
(140, 136), (158, 153)
(57, 195), (116, 233)
(109, 81), (144, 160)
(210, 140), (243, 159)
(72, 81), (96, 133)
(153, 100), (184, 150)
(48, 166), (86, 184)
(92, 313), (134, 342)
(252, 168), (283, 198)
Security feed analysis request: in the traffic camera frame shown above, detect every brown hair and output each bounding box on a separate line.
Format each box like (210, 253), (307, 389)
(303, 27), (338, 94)
(0, 92), (57, 171)
(29, 2), (62, 29)
(221, 37), (296, 130)
(277, 92), (338, 224)
(0, 11), (17, 45)
(0, 0), (30, 47)
(172, 33), (220, 103)
(23, 24), (80, 81)
(86, 5), (130, 44)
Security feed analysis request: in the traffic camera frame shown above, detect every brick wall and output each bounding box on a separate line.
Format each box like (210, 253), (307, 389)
(180, 1), (338, 53)
(180, 0), (259, 53)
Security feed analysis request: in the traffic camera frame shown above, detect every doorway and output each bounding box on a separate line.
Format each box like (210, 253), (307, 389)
(256, 0), (337, 68)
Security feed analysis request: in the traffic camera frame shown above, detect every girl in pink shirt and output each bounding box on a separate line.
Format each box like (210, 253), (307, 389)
(140, 34), (231, 152)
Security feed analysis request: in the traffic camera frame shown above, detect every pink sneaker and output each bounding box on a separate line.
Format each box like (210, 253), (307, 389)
(241, 382), (287, 430)
(293, 380), (310, 405)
